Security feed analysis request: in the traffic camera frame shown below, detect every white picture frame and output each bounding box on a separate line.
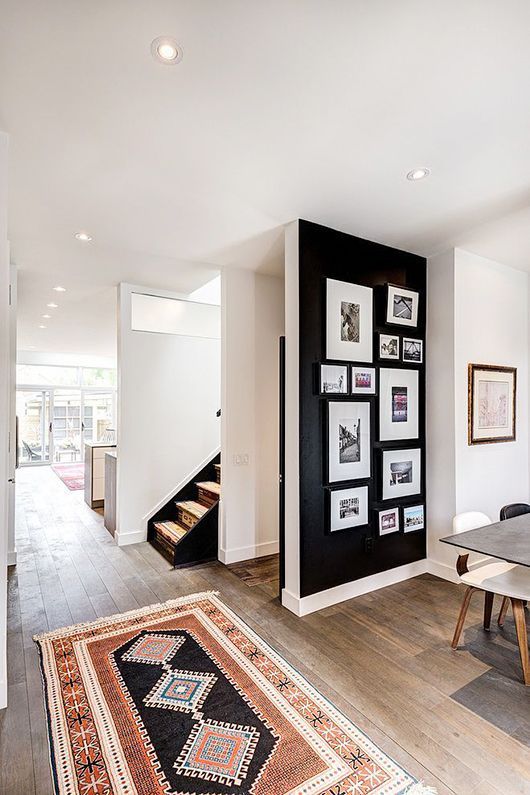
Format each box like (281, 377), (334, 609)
(329, 486), (369, 532)
(378, 507), (400, 536)
(328, 401), (371, 483)
(382, 447), (421, 501)
(379, 333), (400, 361)
(386, 285), (419, 328)
(320, 364), (348, 395)
(326, 279), (373, 363)
(379, 368), (419, 441)
(351, 366), (376, 395)
(403, 337), (423, 364)
(403, 504), (425, 532)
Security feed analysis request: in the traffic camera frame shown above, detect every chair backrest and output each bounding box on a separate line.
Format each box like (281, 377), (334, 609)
(500, 503), (530, 521)
(452, 511), (492, 534)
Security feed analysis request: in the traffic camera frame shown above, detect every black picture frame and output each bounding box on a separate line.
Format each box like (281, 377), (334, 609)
(326, 483), (372, 535)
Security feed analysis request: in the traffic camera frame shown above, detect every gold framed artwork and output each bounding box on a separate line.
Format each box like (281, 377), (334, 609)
(468, 363), (516, 445)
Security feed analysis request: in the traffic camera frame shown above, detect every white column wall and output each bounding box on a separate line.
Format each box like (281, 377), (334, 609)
(116, 283), (221, 545)
(427, 248), (529, 580)
(0, 131), (9, 709)
(220, 269), (284, 563)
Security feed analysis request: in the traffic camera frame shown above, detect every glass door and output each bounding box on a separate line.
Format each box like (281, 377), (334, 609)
(16, 389), (51, 465)
(82, 391), (115, 444)
(52, 390), (82, 463)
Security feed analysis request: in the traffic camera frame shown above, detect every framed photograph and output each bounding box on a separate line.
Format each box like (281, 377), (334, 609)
(327, 401), (371, 483)
(382, 447), (422, 501)
(403, 337), (423, 364)
(326, 279), (373, 363)
(378, 507), (399, 536)
(379, 333), (400, 361)
(328, 485), (369, 532)
(468, 363), (516, 445)
(351, 366), (376, 395)
(320, 364), (348, 395)
(379, 368), (419, 441)
(403, 504), (425, 533)
(386, 284), (419, 328)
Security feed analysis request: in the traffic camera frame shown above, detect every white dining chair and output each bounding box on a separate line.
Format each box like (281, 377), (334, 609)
(451, 511), (530, 686)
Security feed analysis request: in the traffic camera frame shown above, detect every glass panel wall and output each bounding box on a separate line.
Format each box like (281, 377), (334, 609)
(16, 390), (51, 464)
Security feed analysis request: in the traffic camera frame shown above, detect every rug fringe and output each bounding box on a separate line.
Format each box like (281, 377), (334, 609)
(33, 590), (220, 642)
(404, 783), (438, 795)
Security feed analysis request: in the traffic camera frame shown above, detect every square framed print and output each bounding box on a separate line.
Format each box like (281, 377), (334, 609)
(351, 366), (376, 395)
(327, 401), (371, 483)
(403, 337), (423, 364)
(386, 284), (419, 328)
(328, 485), (369, 532)
(382, 447), (421, 501)
(403, 504), (425, 532)
(379, 333), (400, 361)
(468, 363), (516, 444)
(378, 507), (399, 536)
(326, 279), (373, 362)
(320, 364), (348, 395)
(379, 368), (419, 441)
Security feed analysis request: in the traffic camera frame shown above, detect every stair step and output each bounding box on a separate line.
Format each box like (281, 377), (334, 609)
(175, 500), (208, 529)
(196, 481), (221, 509)
(154, 521), (188, 545)
(214, 463), (221, 484)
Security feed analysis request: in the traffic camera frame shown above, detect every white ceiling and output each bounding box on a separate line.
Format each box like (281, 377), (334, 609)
(2, 1), (530, 356)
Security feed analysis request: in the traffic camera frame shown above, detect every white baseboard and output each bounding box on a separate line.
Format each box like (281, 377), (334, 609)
(281, 559), (428, 616)
(0, 678), (6, 711)
(426, 558), (460, 583)
(115, 529), (146, 547)
(219, 540), (279, 565)
(7, 549), (16, 567)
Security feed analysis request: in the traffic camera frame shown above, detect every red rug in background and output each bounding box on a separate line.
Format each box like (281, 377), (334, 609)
(51, 463), (85, 490)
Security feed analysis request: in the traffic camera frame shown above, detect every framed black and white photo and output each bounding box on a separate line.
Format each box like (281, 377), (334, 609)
(328, 486), (369, 532)
(386, 284), (419, 328)
(378, 507), (399, 536)
(327, 401), (371, 483)
(379, 333), (400, 361)
(468, 363), (516, 445)
(351, 366), (376, 395)
(320, 364), (348, 395)
(379, 368), (419, 441)
(403, 337), (423, 364)
(326, 279), (373, 362)
(403, 504), (425, 532)
(382, 447), (422, 501)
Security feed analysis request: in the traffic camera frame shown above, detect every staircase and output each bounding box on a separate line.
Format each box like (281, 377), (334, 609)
(148, 455), (221, 568)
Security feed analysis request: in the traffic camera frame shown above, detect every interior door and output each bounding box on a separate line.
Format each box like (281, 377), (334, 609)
(16, 389), (51, 465)
(278, 336), (285, 592)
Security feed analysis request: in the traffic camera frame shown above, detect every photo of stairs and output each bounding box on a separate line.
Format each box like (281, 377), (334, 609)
(149, 459), (221, 567)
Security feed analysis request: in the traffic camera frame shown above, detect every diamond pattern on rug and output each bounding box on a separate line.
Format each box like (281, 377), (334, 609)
(122, 633), (185, 665)
(174, 718), (260, 787)
(144, 669), (217, 718)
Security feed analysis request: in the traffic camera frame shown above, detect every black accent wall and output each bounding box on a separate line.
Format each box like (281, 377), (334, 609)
(298, 219), (426, 598)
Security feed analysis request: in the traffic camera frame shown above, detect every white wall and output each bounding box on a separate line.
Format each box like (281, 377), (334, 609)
(17, 350), (116, 368)
(116, 284), (221, 545)
(427, 248), (529, 578)
(0, 131), (9, 708)
(220, 269), (284, 563)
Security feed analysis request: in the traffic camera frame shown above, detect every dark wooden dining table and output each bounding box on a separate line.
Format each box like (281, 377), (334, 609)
(440, 512), (530, 567)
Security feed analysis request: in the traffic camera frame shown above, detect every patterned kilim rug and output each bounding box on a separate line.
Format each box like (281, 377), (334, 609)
(51, 462), (85, 490)
(35, 592), (436, 795)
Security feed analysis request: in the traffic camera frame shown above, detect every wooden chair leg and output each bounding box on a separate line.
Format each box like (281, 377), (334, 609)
(452, 586), (476, 649)
(483, 591), (494, 630)
(511, 599), (530, 686)
(498, 596), (510, 627)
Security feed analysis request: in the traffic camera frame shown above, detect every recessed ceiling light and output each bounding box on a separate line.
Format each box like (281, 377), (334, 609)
(406, 167), (430, 181)
(75, 231), (92, 242)
(42, 314), (51, 319)
(151, 36), (183, 65)
(47, 302), (58, 308)
(38, 324), (47, 329)
(53, 285), (66, 292)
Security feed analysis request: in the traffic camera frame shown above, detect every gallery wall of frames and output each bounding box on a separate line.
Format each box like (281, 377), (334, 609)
(297, 220), (426, 598)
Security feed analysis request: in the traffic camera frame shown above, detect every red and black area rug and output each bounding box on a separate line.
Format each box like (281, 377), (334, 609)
(35, 591), (436, 795)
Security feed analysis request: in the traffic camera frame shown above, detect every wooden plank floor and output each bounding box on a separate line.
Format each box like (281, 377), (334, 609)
(1, 467), (530, 794)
